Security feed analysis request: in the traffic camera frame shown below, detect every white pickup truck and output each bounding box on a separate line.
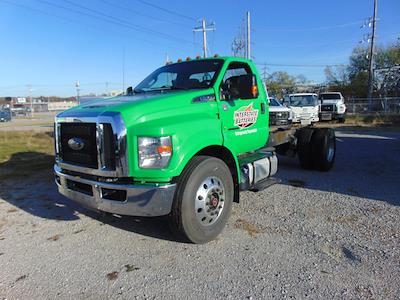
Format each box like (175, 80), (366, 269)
(319, 92), (346, 123)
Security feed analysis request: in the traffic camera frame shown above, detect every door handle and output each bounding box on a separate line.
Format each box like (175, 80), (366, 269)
(261, 103), (266, 114)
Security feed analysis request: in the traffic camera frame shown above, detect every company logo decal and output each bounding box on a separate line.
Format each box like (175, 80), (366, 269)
(234, 102), (259, 128)
(68, 137), (85, 151)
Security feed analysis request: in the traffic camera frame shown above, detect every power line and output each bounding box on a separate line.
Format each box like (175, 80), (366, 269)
(98, 0), (189, 28)
(31, 0), (193, 46)
(255, 20), (363, 32)
(0, 0), (149, 46)
(255, 62), (346, 68)
(1, 0), (196, 50)
(61, 0), (193, 44)
(136, 0), (197, 22)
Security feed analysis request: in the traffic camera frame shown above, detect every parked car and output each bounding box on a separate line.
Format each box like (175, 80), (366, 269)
(318, 92), (346, 123)
(0, 110), (12, 122)
(269, 97), (292, 128)
(285, 93), (319, 125)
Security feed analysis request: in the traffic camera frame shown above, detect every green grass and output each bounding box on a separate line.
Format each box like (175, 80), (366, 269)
(0, 131), (54, 179)
(345, 113), (400, 126)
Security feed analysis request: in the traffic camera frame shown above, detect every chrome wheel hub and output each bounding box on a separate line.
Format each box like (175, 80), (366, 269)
(327, 141), (335, 162)
(195, 176), (225, 226)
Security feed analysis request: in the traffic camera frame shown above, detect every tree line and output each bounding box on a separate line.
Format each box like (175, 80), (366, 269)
(266, 42), (400, 99)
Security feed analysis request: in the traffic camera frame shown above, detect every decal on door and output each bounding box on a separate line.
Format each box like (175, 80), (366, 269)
(234, 102), (259, 129)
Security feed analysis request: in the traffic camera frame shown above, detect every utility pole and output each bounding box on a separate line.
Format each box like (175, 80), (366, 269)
(246, 11), (251, 59)
(262, 64), (268, 83)
(75, 81), (80, 105)
(105, 82), (109, 96)
(193, 19), (216, 58)
(367, 0), (378, 110)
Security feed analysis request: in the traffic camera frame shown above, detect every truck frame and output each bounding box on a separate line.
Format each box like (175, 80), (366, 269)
(54, 57), (335, 243)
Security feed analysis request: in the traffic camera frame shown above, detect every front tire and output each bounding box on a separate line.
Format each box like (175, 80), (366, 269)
(169, 156), (234, 244)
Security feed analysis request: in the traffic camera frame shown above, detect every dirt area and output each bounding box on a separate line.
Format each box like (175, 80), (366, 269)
(0, 128), (399, 299)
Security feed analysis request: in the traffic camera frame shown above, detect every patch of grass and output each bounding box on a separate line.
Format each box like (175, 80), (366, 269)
(47, 234), (62, 241)
(327, 215), (359, 225)
(234, 219), (263, 237)
(345, 113), (400, 126)
(320, 243), (342, 262)
(124, 264), (140, 272)
(0, 131), (54, 180)
(106, 271), (119, 281)
(15, 275), (28, 282)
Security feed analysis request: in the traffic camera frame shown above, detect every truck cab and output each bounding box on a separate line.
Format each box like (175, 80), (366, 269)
(286, 93), (319, 125)
(54, 57), (335, 243)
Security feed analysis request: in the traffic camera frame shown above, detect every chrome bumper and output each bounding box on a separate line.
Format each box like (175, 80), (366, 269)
(54, 165), (176, 217)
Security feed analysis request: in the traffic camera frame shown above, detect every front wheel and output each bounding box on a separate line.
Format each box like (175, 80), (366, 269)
(169, 156), (234, 244)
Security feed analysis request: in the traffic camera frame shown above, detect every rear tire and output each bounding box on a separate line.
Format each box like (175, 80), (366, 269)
(296, 127), (315, 169)
(311, 128), (336, 171)
(169, 156), (234, 244)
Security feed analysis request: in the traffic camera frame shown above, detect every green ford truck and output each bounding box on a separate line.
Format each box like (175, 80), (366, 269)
(54, 56), (336, 243)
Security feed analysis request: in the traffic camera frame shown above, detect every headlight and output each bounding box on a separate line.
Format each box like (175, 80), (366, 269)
(138, 136), (172, 169)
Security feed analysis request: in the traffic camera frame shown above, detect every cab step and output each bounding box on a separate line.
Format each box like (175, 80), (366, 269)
(249, 177), (281, 192)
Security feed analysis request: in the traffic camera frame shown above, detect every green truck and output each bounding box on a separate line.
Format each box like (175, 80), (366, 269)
(54, 56), (336, 243)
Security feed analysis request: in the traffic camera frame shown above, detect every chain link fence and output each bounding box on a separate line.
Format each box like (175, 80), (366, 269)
(345, 97), (400, 114)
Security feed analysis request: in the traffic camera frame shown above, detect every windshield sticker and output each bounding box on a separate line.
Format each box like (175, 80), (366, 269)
(234, 102), (259, 129)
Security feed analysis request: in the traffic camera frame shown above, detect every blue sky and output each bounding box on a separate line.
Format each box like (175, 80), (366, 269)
(0, 0), (399, 97)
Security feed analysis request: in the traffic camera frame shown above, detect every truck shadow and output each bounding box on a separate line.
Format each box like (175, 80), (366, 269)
(0, 151), (179, 241)
(0, 152), (82, 221)
(275, 128), (400, 206)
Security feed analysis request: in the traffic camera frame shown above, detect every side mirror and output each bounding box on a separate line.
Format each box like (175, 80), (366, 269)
(126, 86), (133, 95)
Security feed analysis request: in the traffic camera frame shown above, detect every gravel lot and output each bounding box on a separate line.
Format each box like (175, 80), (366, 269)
(0, 128), (399, 299)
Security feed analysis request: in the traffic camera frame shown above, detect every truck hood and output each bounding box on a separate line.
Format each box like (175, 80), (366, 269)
(57, 89), (215, 129)
(269, 106), (291, 113)
(319, 100), (340, 105)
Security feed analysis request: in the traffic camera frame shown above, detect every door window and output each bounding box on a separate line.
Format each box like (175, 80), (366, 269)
(221, 62), (258, 100)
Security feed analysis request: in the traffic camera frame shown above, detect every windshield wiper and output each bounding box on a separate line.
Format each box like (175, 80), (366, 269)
(133, 88), (145, 94)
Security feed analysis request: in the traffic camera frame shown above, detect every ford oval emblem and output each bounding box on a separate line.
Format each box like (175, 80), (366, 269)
(68, 137), (85, 151)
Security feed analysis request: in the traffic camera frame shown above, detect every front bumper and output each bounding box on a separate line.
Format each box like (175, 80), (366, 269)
(319, 112), (346, 121)
(54, 165), (176, 217)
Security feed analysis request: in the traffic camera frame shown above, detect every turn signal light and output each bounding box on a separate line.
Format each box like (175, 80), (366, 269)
(251, 85), (258, 97)
(157, 145), (172, 154)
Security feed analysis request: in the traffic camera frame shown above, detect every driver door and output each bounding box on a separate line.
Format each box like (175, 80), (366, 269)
(218, 62), (268, 154)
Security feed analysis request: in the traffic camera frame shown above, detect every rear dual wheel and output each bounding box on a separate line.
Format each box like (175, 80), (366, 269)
(169, 156), (234, 244)
(297, 128), (336, 171)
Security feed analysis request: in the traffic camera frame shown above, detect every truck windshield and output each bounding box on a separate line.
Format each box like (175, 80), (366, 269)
(289, 95), (317, 107)
(134, 59), (223, 93)
(269, 98), (281, 107)
(320, 93), (341, 100)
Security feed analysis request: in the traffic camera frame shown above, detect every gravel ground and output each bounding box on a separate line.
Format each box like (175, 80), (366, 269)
(0, 128), (399, 299)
